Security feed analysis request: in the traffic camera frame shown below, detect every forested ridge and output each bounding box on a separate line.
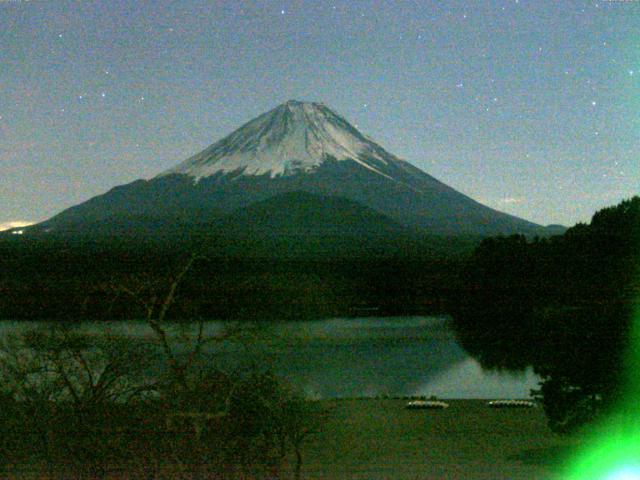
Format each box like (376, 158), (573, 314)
(452, 196), (640, 431)
(0, 231), (470, 321)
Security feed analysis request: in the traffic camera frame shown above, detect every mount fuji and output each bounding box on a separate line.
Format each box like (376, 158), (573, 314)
(31, 100), (546, 237)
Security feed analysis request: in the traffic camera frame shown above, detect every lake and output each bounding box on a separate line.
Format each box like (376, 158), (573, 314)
(0, 316), (539, 399)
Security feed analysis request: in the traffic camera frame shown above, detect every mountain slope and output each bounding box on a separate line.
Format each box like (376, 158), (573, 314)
(221, 191), (406, 236)
(32, 100), (544, 237)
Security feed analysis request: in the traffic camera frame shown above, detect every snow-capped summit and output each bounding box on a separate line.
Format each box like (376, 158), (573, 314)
(32, 100), (548, 237)
(160, 100), (398, 180)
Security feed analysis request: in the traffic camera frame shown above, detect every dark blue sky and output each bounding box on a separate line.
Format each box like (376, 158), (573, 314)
(1, 0), (638, 229)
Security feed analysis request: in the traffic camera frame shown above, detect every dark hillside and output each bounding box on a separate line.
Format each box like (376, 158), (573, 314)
(452, 196), (640, 432)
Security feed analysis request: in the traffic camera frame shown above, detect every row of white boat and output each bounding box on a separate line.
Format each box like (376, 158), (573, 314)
(405, 399), (536, 410)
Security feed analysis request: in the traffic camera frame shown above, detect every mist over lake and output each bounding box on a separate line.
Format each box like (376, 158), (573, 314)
(0, 317), (539, 399)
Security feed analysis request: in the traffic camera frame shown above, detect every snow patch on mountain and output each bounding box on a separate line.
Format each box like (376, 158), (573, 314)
(159, 100), (397, 181)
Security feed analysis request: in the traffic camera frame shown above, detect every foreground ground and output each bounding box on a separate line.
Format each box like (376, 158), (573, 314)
(9, 399), (585, 479)
(299, 399), (584, 480)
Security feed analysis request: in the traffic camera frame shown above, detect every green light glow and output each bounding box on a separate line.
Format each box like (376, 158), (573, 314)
(563, 421), (640, 479)
(605, 468), (640, 480)
(564, 303), (640, 479)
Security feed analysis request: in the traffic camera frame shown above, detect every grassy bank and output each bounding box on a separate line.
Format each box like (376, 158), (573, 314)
(6, 399), (585, 479)
(298, 399), (582, 480)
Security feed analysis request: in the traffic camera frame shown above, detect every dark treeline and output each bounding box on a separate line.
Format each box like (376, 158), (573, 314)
(452, 196), (640, 432)
(0, 231), (473, 321)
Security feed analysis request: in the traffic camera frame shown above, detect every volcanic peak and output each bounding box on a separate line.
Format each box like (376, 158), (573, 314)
(159, 100), (395, 180)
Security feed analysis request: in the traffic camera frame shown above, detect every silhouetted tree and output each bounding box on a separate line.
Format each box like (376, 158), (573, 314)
(113, 254), (324, 478)
(0, 325), (156, 478)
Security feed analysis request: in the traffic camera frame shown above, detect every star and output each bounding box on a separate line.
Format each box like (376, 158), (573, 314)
(101, 92), (106, 98)
(591, 101), (597, 106)
(629, 70), (635, 76)
(280, 9), (285, 15)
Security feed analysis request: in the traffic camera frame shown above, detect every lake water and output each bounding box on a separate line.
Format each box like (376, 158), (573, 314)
(0, 317), (539, 399)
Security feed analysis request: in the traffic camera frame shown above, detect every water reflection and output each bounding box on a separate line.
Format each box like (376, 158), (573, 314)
(414, 358), (539, 399)
(0, 317), (539, 399)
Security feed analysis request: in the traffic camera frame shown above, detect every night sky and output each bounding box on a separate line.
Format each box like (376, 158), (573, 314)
(1, 0), (638, 230)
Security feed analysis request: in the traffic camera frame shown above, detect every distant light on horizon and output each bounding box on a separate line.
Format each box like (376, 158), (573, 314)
(0, 221), (34, 232)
